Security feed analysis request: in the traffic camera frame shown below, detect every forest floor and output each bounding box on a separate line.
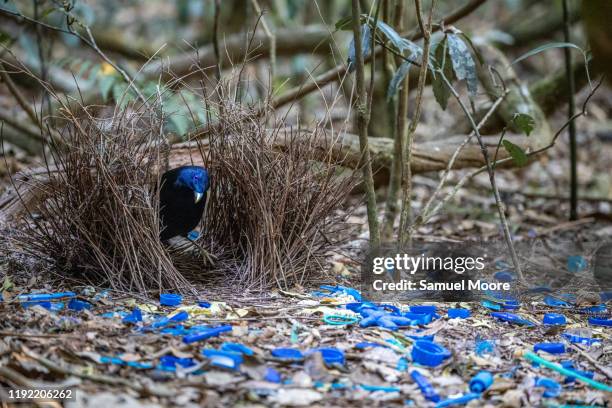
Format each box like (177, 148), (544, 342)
(0, 192), (610, 407)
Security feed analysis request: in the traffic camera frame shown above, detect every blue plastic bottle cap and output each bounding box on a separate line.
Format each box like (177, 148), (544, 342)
(535, 377), (561, 398)
(309, 347), (345, 365)
(160, 293), (182, 306)
(588, 316), (612, 327)
(411, 340), (451, 367)
(469, 371), (494, 393)
(542, 313), (566, 325)
(448, 308), (471, 319)
(410, 305), (437, 315)
(202, 349), (243, 370)
(271, 348), (304, 360)
(534, 342), (566, 354)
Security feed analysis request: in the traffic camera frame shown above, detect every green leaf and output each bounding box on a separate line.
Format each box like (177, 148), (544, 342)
(512, 113), (535, 136)
(447, 33), (478, 95)
(1, 275), (13, 292)
(335, 15), (354, 30)
(502, 140), (528, 167)
(457, 32), (484, 65)
(432, 39), (453, 110)
(0, 30), (12, 45)
(511, 42), (584, 66)
(386, 60), (411, 101)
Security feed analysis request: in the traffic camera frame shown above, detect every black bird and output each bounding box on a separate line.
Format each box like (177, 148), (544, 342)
(159, 166), (210, 242)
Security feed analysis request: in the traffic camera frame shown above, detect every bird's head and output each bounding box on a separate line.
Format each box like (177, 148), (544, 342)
(174, 166), (210, 203)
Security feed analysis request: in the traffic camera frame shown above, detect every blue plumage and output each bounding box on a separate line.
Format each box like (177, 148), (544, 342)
(159, 166), (210, 241)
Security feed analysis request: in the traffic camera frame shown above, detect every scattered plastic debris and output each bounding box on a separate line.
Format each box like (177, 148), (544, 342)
(271, 348), (304, 361)
(183, 325), (232, 344)
(469, 371), (493, 393)
(536, 377), (561, 398)
(543, 313), (566, 325)
(411, 341), (451, 367)
(534, 342), (566, 355)
(410, 370), (440, 402)
(448, 308), (470, 319)
(160, 293), (182, 306)
(490, 312), (535, 326)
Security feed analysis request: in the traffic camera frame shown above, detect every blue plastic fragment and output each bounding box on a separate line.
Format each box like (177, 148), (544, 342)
(448, 308), (470, 319)
(202, 349), (243, 370)
(221, 342), (254, 356)
(309, 347), (345, 365)
(49, 302), (64, 312)
(475, 339), (495, 356)
(579, 304), (607, 314)
(567, 255), (587, 273)
(355, 342), (386, 350)
(560, 361), (594, 384)
(198, 301), (211, 308)
(160, 293), (182, 307)
(490, 312), (534, 326)
(345, 302), (378, 313)
(68, 299), (92, 311)
(601, 292), (612, 302)
(410, 305), (437, 315)
(21, 300), (51, 309)
(397, 357), (408, 371)
(403, 311), (433, 325)
(542, 313), (566, 326)
(122, 307), (143, 324)
(407, 333), (435, 342)
(159, 355), (196, 371)
(434, 392), (480, 408)
(412, 341), (451, 367)
(264, 367), (282, 383)
(561, 332), (601, 345)
(271, 348), (304, 360)
(360, 309), (415, 330)
(183, 325), (232, 344)
(410, 370), (440, 402)
(359, 384), (400, 392)
(17, 292), (76, 302)
(187, 230), (200, 241)
(544, 294), (575, 308)
(100, 356), (153, 369)
(534, 342), (566, 355)
(588, 316), (612, 327)
(494, 271), (516, 282)
(149, 310), (189, 330)
(536, 377), (561, 398)
(481, 300), (502, 311)
(469, 371), (494, 393)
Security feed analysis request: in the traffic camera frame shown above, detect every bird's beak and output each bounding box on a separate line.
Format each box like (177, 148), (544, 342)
(194, 192), (203, 203)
